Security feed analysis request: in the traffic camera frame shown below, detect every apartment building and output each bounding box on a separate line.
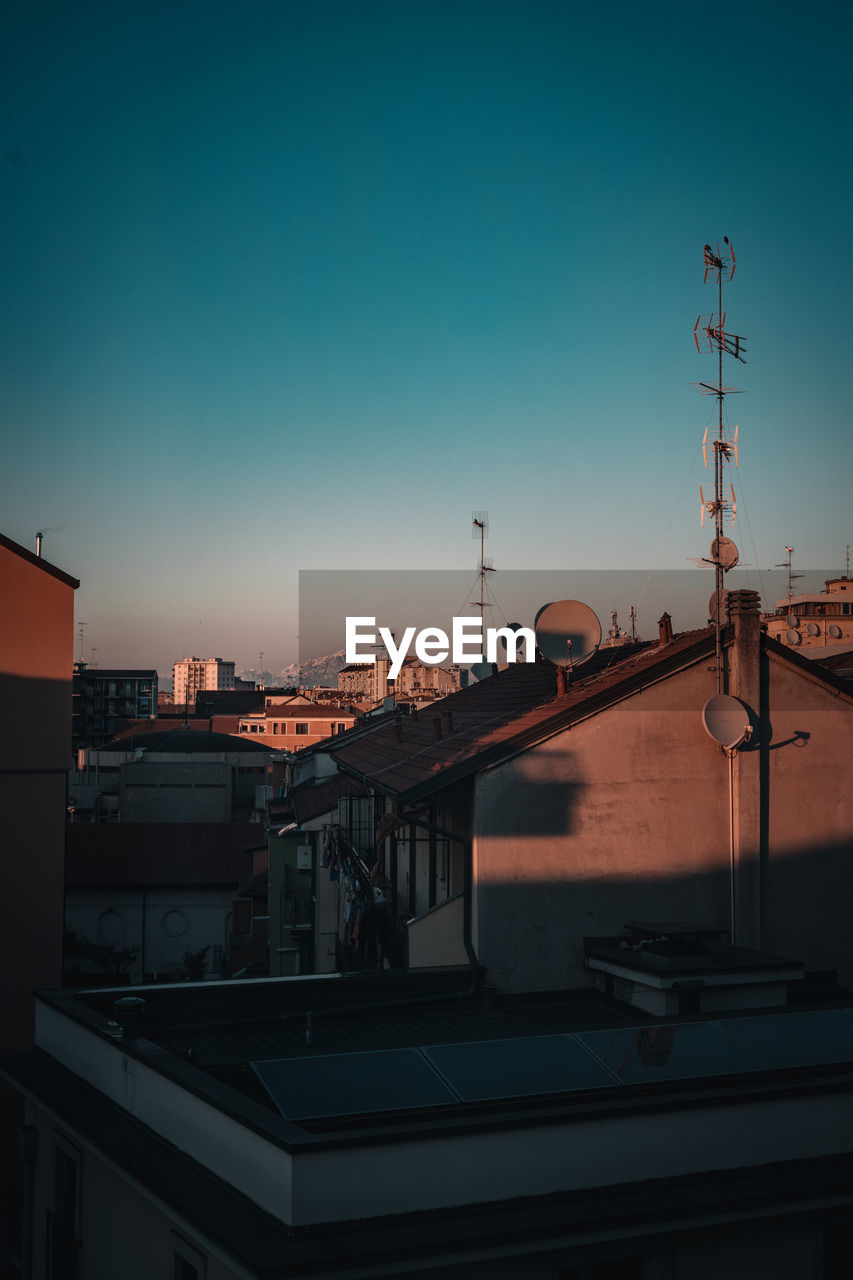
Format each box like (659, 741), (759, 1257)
(172, 656), (235, 707)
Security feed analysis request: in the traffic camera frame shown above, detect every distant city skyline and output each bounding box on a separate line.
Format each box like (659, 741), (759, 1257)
(3, 1), (851, 674)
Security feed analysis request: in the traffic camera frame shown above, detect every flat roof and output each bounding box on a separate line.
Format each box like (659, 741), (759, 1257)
(38, 969), (853, 1141)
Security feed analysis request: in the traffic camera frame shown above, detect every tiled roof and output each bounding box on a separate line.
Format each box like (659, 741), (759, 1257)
(65, 823), (264, 886)
(95, 728), (273, 754)
(254, 706), (356, 721)
(290, 773), (368, 824)
(331, 632), (716, 801)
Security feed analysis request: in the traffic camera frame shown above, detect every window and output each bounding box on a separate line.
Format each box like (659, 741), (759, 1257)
(172, 1233), (206, 1280)
(295, 722), (309, 735)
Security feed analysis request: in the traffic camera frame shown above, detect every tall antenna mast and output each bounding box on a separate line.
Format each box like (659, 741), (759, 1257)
(77, 621), (87, 665)
(775, 546), (804, 604)
(694, 238), (745, 693)
(471, 512), (494, 624)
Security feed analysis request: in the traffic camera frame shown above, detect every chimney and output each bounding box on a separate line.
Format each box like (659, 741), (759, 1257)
(657, 612), (673, 645)
(393, 719), (403, 743)
(556, 666), (567, 695)
(441, 710), (453, 735)
(726, 590), (761, 708)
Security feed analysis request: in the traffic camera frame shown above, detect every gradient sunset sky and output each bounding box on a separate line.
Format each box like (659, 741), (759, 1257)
(3, 1), (851, 675)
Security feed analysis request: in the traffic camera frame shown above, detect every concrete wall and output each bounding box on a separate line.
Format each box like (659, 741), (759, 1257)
(66, 887), (233, 979)
(408, 894), (468, 968)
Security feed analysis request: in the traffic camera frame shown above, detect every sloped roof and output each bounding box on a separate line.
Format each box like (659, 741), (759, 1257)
(0, 530), (80, 588)
(290, 773), (368, 824)
(94, 728), (273, 754)
(331, 631), (716, 801)
(65, 823), (264, 886)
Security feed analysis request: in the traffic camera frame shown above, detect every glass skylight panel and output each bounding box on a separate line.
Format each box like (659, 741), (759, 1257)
(422, 1034), (617, 1101)
(576, 1022), (758, 1085)
(251, 1048), (457, 1121)
(718, 1008), (853, 1069)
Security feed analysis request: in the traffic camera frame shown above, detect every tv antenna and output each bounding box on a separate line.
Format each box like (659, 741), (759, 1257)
(775, 546), (805, 603)
(470, 512), (495, 624)
(694, 237), (745, 693)
(77, 621), (87, 664)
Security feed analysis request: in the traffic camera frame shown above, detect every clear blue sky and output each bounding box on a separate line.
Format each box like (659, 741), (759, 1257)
(3, 0), (851, 675)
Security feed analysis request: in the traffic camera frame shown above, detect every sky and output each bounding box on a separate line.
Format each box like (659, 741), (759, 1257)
(3, 0), (851, 677)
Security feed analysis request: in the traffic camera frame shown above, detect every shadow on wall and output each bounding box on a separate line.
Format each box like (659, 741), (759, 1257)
(473, 836), (853, 993)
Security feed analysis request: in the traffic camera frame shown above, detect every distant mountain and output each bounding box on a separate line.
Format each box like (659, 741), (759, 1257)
(277, 649), (347, 690)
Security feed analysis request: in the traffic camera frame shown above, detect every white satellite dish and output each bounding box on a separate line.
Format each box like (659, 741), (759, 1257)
(708, 590), (730, 623)
(711, 536), (739, 572)
(533, 601), (555, 628)
(785, 629), (801, 646)
(470, 661), (493, 682)
(702, 694), (751, 749)
(786, 613), (799, 628)
(807, 622), (820, 636)
(829, 624), (843, 639)
(535, 600), (601, 668)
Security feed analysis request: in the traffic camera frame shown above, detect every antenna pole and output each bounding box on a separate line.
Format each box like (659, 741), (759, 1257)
(695, 239), (744, 694)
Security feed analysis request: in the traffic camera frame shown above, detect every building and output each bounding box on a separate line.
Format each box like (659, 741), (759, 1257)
(762, 576), (853, 651)
(172, 657), (236, 708)
(72, 665), (158, 750)
(0, 531), (78, 1262)
(322, 593), (853, 991)
(73, 728), (278, 823)
(338, 657), (462, 701)
(4, 971), (853, 1277)
(238, 697), (356, 752)
(65, 822), (264, 983)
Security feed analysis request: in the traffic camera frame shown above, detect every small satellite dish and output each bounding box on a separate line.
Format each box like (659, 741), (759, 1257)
(533, 601), (555, 629)
(807, 622), (820, 636)
(498, 622), (525, 653)
(708, 590), (730, 623)
(702, 694), (750, 749)
(535, 600), (601, 668)
(711, 536), (739, 572)
(785, 629), (801, 646)
(829, 624), (843, 639)
(786, 613), (799, 628)
(470, 661), (493, 682)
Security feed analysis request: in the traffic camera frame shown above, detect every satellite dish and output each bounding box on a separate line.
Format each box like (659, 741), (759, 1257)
(708, 590), (730, 623)
(498, 622), (525, 653)
(702, 694), (750, 749)
(711, 536), (739, 572)
(535, 600), (601, 668)
(785, 629), (801, 646)
(829, 624), (843, 639)
(807, 622), (820, 636)
(470, 661), (493, 682)
(786, 613), (799, 628)
(533, 602), (555, 629)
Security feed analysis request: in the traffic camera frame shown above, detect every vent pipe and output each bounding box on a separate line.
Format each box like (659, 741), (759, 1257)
(35, 531), (43, 558)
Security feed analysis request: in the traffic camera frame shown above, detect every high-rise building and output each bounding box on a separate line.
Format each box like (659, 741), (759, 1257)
(172, 656), (235, 707)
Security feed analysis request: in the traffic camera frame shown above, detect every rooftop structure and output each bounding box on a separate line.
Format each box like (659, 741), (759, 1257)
(4, 971), (853, 1276)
